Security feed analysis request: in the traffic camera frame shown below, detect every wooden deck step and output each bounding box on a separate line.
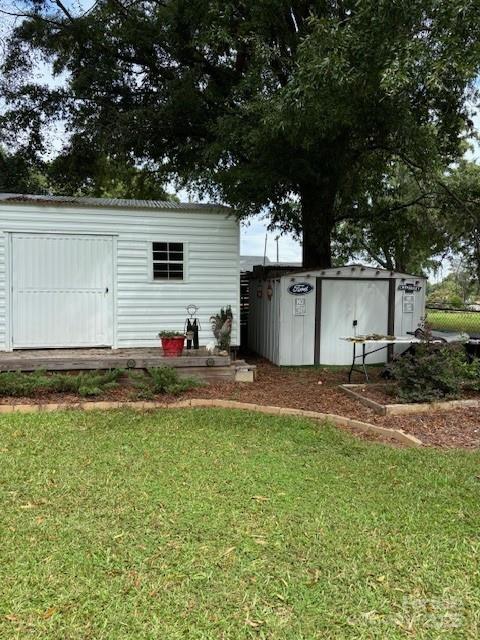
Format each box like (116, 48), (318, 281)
(0, 348), (230, 372)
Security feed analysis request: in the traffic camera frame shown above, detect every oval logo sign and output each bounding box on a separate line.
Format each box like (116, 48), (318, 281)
(288, 282), (314, 295)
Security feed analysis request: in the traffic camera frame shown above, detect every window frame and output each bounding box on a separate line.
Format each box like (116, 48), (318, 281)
(150, 240), (188, 283)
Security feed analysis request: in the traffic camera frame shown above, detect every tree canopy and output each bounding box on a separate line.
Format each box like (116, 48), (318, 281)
(0, 146), (173, 200)
(2, 1), (480, 266)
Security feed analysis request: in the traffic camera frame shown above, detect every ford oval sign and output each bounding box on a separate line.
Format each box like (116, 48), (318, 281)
(288, 282), (314, 295)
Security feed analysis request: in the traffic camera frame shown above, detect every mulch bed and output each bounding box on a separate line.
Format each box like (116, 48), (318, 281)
(0, 358), (479, 449)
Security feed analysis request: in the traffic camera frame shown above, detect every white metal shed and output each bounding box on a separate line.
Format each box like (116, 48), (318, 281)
(248, 265), (426, 366)
(0, 194), (240, 351)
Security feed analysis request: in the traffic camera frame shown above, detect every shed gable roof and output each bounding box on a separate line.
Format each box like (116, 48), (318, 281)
(251, 263), (425, 281)
(0, 193), (231, 213)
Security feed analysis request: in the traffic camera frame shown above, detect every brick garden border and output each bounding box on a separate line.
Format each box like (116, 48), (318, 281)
(0, 398), (423, 447)
(340, 383), (480, 416)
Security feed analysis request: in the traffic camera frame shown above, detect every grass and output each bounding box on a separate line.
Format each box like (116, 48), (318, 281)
(427, 309), (480, 335)
(1, 409), (479, 639)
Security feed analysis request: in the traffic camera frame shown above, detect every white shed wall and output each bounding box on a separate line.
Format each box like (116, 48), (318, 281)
(0, 204), (240, 350)
(278, 276), (316, 366)
(248, 278), (281, 363)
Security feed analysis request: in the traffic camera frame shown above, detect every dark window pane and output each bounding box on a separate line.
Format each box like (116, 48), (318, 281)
(153, 265), (169, 279)
(169, 265), (183, 279)
(152, 242), (184, 280)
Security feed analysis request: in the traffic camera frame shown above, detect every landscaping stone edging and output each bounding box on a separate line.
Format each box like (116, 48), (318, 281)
(340, 383), (480, 416)
(0, 398), (423, 447)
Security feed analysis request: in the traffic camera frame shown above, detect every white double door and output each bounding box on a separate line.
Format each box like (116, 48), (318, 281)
(12, 234), (114, 348)
(319, 280), (390, 365)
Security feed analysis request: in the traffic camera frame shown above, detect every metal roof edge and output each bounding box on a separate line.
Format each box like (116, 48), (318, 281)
(0, 193), (232, 213)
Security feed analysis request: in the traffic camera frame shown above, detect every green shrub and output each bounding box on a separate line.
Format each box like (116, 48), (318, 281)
(461, 357), (480, 392)
(448, 294), (464, 309)
(0, 369), (124, 397)
(391, 342), (467, 402)
(130, 366), (201, 399)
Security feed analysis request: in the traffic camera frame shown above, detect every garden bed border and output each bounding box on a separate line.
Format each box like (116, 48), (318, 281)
(0, 398), (422, 447)
(340, 383), (480, 416)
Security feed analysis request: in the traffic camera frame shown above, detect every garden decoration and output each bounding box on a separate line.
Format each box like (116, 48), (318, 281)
(184, 304), (201, 350)
(158, 330), (185, 357)
(210, 306), (233, 353)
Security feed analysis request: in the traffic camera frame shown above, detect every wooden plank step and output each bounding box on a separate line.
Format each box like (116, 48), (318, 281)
(0, 354), (230, 372)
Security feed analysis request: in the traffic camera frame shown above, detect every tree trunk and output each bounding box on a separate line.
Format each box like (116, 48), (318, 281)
(300, 183), (336, 268)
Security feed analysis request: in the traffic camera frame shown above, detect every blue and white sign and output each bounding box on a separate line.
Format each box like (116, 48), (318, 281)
(288, 282), (314, 295)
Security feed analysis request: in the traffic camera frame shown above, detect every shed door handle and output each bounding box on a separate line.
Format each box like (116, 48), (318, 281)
(105, 287), (109, 294)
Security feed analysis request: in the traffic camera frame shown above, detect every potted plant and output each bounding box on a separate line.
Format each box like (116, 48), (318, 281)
(158, 330), (185, 357)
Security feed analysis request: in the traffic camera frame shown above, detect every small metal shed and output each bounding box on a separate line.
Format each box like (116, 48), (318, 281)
(248, 265), (426, 366)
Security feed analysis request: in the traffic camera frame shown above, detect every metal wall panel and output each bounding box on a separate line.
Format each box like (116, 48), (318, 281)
(393, 278), (426, 355)
(319, 280), (389, 365)
(11, 234), (114, 348)
(278, 277), (316, 366)
(0, 205), (240, 350)
(247, 278), (281, 364)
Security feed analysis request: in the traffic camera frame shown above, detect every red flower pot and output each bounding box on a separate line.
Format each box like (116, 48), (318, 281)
(161, 336), (185, 357)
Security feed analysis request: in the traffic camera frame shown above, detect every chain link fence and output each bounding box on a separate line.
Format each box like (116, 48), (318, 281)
(426, 305), (480, 336)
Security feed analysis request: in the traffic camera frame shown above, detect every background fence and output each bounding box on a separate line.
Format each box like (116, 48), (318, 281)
(426, 305), (480, 336)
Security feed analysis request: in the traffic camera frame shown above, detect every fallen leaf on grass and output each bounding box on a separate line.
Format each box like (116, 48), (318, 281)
(220, 546), (236, 558)
(5, 614), (19, 622)
(245, 618), (264, 629)
(41, 607), (57, 619)
(252, 495), (269, 502)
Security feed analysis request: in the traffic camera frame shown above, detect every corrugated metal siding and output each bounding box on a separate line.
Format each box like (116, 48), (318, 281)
(0, 233), (6, 348)
(247, 278), (281, 364)
(0, 205), (239, 350)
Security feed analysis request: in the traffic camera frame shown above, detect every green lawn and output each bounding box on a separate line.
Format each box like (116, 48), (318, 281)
(427, 309), (480, 334)
(1, 409), (479, 639)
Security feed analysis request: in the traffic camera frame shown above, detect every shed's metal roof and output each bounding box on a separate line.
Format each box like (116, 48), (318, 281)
(251, 263), (426, 280)
(0, 193), (231, 212)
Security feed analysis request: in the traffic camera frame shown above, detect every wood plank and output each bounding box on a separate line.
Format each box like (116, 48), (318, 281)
(0, 349), (231, 372)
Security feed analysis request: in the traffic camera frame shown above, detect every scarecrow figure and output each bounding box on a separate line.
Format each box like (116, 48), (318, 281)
(184, 304), (201, 350)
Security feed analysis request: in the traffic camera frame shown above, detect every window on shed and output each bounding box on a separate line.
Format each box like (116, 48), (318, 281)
(152, 242), (184, 280)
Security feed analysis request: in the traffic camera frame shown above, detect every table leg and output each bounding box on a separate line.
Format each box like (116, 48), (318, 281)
(362, 343), (369, 382)
(348, 342), (356, 383)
